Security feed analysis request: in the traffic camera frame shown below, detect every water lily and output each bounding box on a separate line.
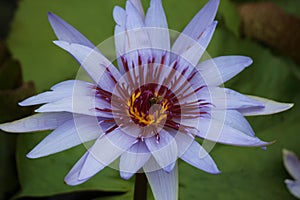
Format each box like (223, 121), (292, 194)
(0, 0), (293, 199)
(283, 149), (300, 199)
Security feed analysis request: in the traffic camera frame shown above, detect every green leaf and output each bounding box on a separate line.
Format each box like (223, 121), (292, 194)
(0, 41), (35, 200)
(218, 0), (241, 36)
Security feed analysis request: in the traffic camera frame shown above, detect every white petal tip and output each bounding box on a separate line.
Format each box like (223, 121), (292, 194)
(26, 152), (38, 159)
(242, 56), (253, 67)
(120, 171), (134, 180)
(26, 149), (49, 159)
(283, 149), (293, 156)
(243, 96), (294, 116)
(53, 40), (63, 46)
(18, 98), (34, 106)
(261, 140), (276, 147)
(163, 162), (176, 173)
(34, 108), (42, 112)
(0, 123), (21, 133)
(207, 165), (221, 174)
(201, 165), (221, 174)
(47, 12), (55, 18)
(273, 102), (294, 114)
(64, 177), (87, 186)
(0, 124), (7, 132)
(18, 102), (25, 106)
(210, 170), (221, 175)
(286, 103), (294, 110)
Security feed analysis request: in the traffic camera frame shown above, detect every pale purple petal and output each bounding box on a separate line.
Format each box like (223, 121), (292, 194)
(113, 6), (126, 26)
(144, 158), (178, 200)
(35, 96), (112, 118)
(119, 141), (151, 180)
(180, 141), (220, 174)
(79, 130), (136, 180)
(48, 12), (95, 49)
(239, 95), (294, 116)
(145, 0), (168, 30)
(27, 116), (102, 158)
(78, 150), (106, 181)
(285, 180), (300, 199)
(64, 152), (91, 186)
(179, 21), (217, 67)
(195, 118), (270, 146)
(130, 0), (145, 17)
(113, 6), (126, 74)
(19, 80), (94, 106)
(197, 87), (264, 110)
(212, 110), (255, 137)
(114, 1), (151, 72)
(172, 0), (219, 55)
(196, 56), (253, 86)
(283, 149), (300, 180)
(0, 112), (72, 133)
(19, 91), (63, 107)
(123, 1), (151, 63)
(53, 41), (120, 89)
(145, 0), (170, 53)
(145, 130), (177, 172)
(125, 1), (145, 29)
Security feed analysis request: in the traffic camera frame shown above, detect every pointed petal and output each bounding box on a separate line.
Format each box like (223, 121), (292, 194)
(64, 152), (91, 186)
(285, 180), (300, 199)
(35, 96), (112, 118)
(212, 110), (255, 137)
(53, 41), (120, 89)
(198, 87), (264, 110)
(113, 6), (126, 26)
(27, 116), (102, 158)
(181, 141), (220, 174)
(145, 0), (168, 30)
(197, 56), (253, 86)
(113, 7), (126, 74)
(123, 1), (151, 59)
(114, 2), (151, 72)
(19, 91), (62, 107)
(179, 21), (217, 67)
(130, 0), (145, 17)
(19, 80), (94, 106)
(120, 141), (151, 180)
(48, 12), (95, 49)
(239, 95), (294, 116)
(195, 118), (270, 146)
(125, 1), (145, 30)
(78, 150), (106, 181)
(145, 0), (170, 52)
(283, 149), (300, 180)
(172, 0), (219, 54)
(0, 112), (72, 133)
(79, 130), (136, 180)
(173, 132), (220, 174)
(144, 158), (178, 200)
(145, 130), (177, 172)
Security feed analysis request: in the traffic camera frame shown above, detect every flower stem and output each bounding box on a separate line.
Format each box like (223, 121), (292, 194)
(134, 172), (148, 200)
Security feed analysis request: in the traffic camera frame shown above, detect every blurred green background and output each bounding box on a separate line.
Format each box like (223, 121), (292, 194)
(0, 0), (299, 199)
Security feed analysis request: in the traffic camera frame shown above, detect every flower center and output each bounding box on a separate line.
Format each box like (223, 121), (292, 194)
(127, 83), (175, 127)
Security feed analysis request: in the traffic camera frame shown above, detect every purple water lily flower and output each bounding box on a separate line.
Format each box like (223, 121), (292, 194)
(0, 0), (293, 199)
